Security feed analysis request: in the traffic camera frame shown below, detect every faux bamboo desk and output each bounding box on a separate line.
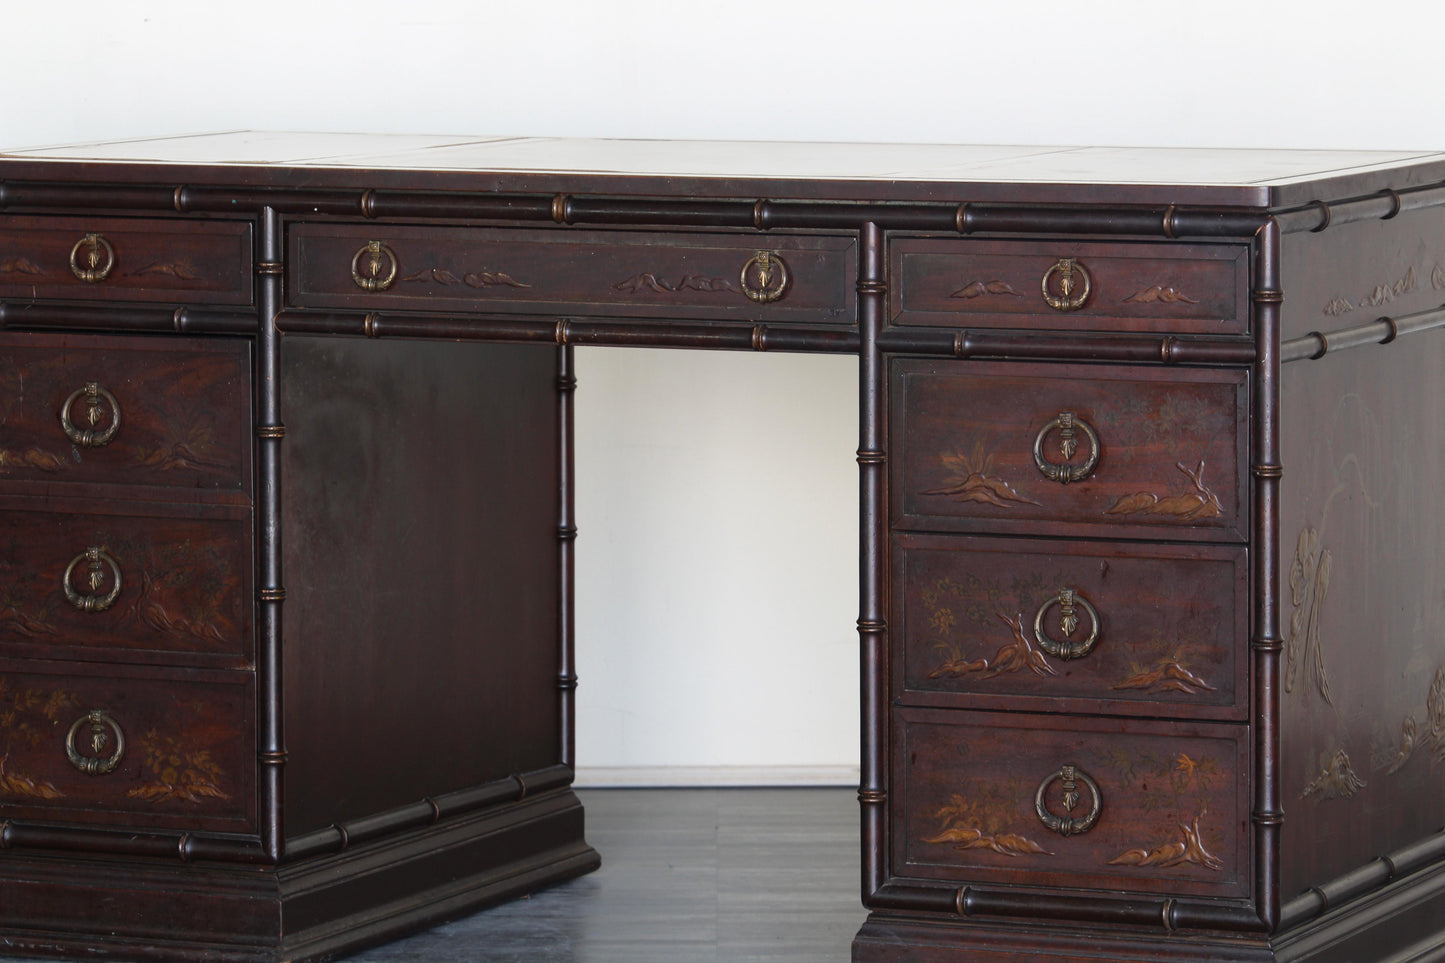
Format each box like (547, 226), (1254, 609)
(1, 134), (1445, 962)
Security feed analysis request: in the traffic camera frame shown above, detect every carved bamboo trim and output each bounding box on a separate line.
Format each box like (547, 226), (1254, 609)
(1281, 302), (1445, 363)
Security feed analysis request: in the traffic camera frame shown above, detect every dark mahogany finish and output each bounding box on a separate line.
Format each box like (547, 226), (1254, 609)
(889, 236), (1249, 334)
(1, 133), (1445, 962)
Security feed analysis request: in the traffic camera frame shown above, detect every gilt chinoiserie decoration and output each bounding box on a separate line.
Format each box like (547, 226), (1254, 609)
(2, 133), (1445, 963)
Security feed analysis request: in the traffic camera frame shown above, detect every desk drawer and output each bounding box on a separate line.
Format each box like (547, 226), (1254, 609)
(892, 359), (1247, 541)
(896, 707), (1249, 899)
(0, 333), (251, 496)
(890, 237), (1247, 334)
(0, 501), (252, 665)
(895, 534), (1246, 719)
(288, 224), (856, 323)
(0, 215), (253, 305)
(0, 663), (253, 832)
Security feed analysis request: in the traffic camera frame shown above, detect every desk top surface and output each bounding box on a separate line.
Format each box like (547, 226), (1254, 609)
(3, 131), (1443, 207)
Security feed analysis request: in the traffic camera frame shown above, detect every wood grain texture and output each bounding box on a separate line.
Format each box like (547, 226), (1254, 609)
(279, 335), (562, 835)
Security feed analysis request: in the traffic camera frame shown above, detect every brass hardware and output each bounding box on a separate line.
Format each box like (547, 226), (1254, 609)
(63, 547), (122, 612)
(1032, 412), (1099, 484)
(59, 382), (121, 447)
(65, 709), (125, 775)
(1034, 764), (1102, 837)
(739, 251), (790, 303)
(1041, 257), (1091, 311)
(68, 233), (116, 283)
(350, 240), (398, 292)
(1033, 589), (1100, 661)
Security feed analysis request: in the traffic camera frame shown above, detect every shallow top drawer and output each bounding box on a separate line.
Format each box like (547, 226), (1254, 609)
(288, 224), (856, 323)
(890, 237), (1247, 334)
(0, 215), (253, 305)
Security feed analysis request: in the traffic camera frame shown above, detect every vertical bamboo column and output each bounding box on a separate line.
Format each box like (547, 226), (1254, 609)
(255, 205), (287, 862)
(1251, 218), (1284, 931)
(557, 344), (579, 770)
(857, 221), (889, 900)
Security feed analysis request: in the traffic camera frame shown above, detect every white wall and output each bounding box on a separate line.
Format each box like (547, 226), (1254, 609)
(5, 0), (1442, 785)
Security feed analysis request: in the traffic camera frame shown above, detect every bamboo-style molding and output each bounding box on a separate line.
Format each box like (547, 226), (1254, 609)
(255, 206), (285, 864)
(8, 176), (1445, 239)
(557, 345), (578, 770)
(877, 327), (1257, 366)
(0, 819), (268, 863)
(1251, 219), (1284, 932)
(282, 765), (573, 862)
(1280, 303), (1445, 363)
(0, 301), (255, 334)
(857, 222), (888, 904)
(1280, 827), (1445, 929)
(276, 310), (860, 354)
(868, 881), (1266, 934)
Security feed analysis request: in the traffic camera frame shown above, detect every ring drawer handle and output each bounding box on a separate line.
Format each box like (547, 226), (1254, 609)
(1032, 411), (1099, 484)
(351, 240), (399, 292)
(1033, 589), (1100, 661)
(60, 382), (122, 448)
(1041, 257), (1091, 311)
(740, 251), (790, 303)
(65, 709), (125, 775)
(69, 233), (116, 283)
(63, 546), (122, 613)
(1035, 764), (1102, 837)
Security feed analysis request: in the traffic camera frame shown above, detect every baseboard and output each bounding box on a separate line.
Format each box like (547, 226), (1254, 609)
(573, 765), (860, 787)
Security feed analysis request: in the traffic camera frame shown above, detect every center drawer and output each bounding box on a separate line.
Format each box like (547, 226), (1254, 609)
(894, 533), (1247, 720)
(891, 359), (1248, 541)
(287, 223), (857, 323)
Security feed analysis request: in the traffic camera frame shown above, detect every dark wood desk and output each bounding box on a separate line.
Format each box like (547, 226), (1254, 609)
(1, 134), (1445, 961)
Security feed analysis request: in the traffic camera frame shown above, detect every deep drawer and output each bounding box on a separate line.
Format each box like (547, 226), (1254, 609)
(894, 534), (1247, 720)
(0, 662), (253, 832)
(889, 237), (1248, 334)
(891, 359), (1248, 541)
(0, 333), (251, 497)
(287, 223), (857, 323)
(0, 215), (253, 305)
(895, 707), (1249, 899)
(0, 499), (252, 666)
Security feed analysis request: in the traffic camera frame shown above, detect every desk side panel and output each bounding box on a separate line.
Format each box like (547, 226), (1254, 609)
(1278, 212), (1445, 901)
(280, 336), (561, 835)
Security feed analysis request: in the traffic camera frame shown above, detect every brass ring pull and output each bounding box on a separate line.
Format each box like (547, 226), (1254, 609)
(1032, 411), (1099, 484)
(59, 382), (122, 448)
(69, 233), (116, 283)
(1035, 764), (1102, 837)
(351, 240), (399, 292)
(740, 251), (790, 303)
(1041, 257), (1091, 311)
(1033, 589), (1101, 661)
(63, 547), (122, 613)
(65, 709), (125, 775)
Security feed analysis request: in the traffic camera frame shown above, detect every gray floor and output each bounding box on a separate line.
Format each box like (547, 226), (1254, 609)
(0, 789), (862, 963)
(345, 787), (865, 962)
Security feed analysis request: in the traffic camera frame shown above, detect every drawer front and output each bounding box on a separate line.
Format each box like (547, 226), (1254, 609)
(890, 237), (1248, 334)
(0, 215), (253, 305)
(896, 708), (1249, 899)
(0, 333), (251, 495)
(0, 502), (252, 665)
(892, 360), (1247, 541)
(0, 664), (253, 832)
(895, 534), (1246, 719)
(288, 224), (856, 323)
